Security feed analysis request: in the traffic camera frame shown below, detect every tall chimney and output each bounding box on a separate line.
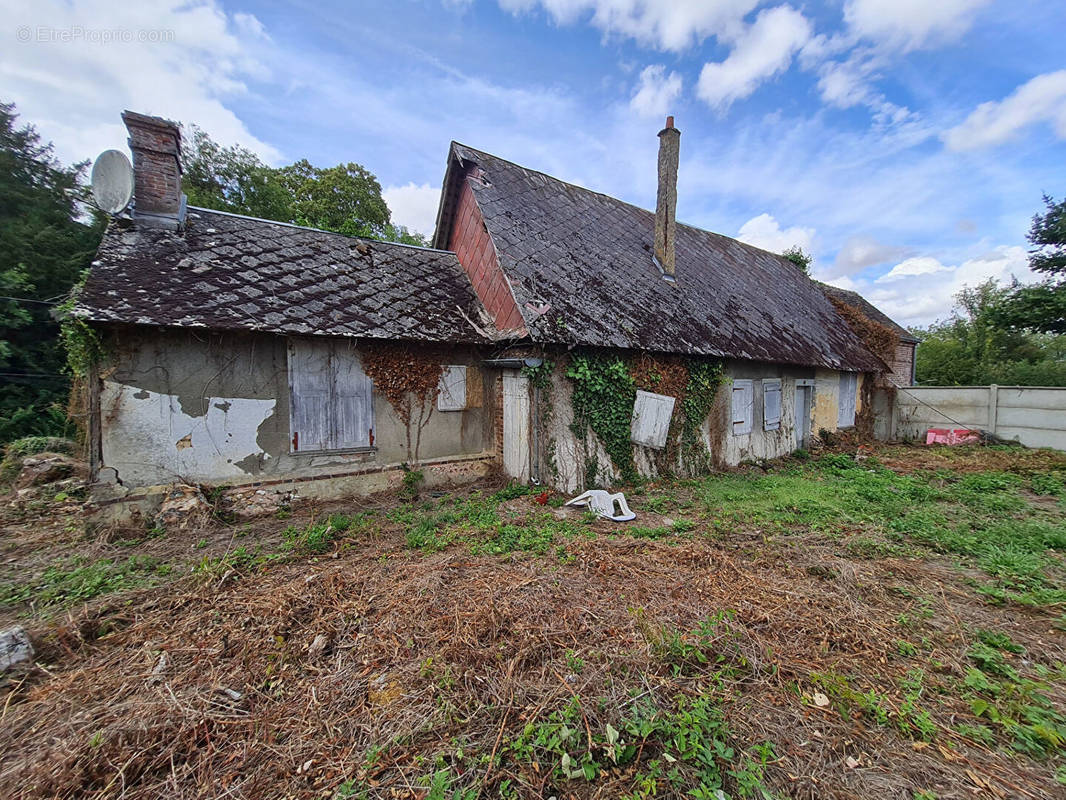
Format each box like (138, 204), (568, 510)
(121, 110), (186, 229)
(654, 115), (680, 280)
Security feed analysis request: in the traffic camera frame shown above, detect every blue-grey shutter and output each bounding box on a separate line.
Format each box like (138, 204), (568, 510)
(732, 380), (753, 435)
(838, 372), (857, 427)
(289, 339), (332, 452)
(333, 344), (373, 448)
(763, 380), (781, 431)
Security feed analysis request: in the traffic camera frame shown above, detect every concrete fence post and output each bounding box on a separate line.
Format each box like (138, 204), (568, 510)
(988, 384), (999, 435)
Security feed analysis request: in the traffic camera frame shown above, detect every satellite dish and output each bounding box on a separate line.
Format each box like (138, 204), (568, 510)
(90, 149), (134, 214)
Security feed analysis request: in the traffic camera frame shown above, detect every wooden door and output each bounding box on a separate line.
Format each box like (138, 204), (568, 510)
(502, 370), (530, 482)
(795, 385), (811, 448)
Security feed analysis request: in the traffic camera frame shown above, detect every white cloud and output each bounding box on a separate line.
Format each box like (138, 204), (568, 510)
(0, 0), (277, 166)
(629, 65), (682, 118)
(696, 5), (812, 110)
(497, 0), (760, 51)
(942, 71), (1066, 151)
(863, 245), (1038, 325)
(832, 235), (909, 276)
(736, 212), (814, 254)
(382, 182), (442, 238)
(876, 256), (951, 282)
(844, 0), (991, 52)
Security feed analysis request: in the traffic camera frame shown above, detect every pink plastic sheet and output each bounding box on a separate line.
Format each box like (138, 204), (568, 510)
(925, 428), (981, 445)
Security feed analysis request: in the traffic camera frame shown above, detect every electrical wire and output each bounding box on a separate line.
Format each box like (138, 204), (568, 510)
(0, 295), (60, 305)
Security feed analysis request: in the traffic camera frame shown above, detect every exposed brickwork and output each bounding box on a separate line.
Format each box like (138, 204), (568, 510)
(122, 111), (182, 218)
(448, 172), (527, 334)
(888, 341), (916, 386)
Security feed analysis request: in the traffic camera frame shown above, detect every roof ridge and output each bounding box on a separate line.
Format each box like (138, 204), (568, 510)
(449, 141), (800, 268)
(186, 206), (454, 255)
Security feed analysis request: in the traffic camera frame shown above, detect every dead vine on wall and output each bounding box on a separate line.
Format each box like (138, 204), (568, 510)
(628, 353), (689, 472)
(360, 342), (445, 462)
(827, 298), (900, 368)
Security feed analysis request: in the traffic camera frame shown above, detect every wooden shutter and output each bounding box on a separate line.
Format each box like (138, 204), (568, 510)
(763, 379), (781, 431)
(631, 390), (676, 449)
(290, 339), (374, 452)
(289, 339), (332, 452)
(333, 345), (373, 449)
(437, 365), (468, 411)
(838, 372), (857, 427)
(732, 380), (753, 435)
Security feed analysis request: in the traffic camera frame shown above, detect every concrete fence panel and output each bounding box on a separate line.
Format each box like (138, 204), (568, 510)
(889, 385), (1066, 451)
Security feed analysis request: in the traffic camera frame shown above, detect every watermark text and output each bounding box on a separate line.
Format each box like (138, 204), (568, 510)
(16, 26), (175, 44)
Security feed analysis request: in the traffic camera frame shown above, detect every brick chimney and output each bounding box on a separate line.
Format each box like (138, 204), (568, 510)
(653, 115), (680, 280)
(121, 110), (186, 229)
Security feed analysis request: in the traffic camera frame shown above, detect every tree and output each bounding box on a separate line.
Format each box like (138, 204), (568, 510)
(781, 245), (812, 274)
(0, 101), (104, 442)
(181, 125), (291, 222)
(181, 128), (416, 243)
(913, 279), (1066, 386)
(990, 195), (1066, 334)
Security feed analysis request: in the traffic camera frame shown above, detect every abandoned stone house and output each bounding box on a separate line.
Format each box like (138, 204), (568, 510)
(75, 110), (910, 514)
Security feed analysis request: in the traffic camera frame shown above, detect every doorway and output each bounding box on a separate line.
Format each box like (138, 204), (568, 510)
(795, 384), (812, 449)
(501, 370), (530, 481)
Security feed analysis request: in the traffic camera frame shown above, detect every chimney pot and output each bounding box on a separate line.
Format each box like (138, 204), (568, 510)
(121, 110), (186, 230)
(654, 117), (680, 279)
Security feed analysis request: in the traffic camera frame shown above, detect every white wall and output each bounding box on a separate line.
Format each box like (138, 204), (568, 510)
(894, 385), (1066, 451)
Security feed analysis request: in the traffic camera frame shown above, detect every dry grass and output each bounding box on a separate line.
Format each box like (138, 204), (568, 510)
(1, 445), (1065, 799)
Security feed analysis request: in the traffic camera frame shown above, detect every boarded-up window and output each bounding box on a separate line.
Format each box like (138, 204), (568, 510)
(732, 380), (753, 436)
(763, 379), (781, 431)
(437, 365), (468, 411)
(838, 372), (858, 428)
(289, 339), (373, 452)
(631, 390), (676, 449)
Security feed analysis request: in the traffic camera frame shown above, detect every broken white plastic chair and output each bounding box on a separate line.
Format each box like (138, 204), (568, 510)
(565, 490), (636, 522)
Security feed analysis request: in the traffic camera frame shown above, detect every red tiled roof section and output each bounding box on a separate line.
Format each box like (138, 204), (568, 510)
(448, 172), (527, 335)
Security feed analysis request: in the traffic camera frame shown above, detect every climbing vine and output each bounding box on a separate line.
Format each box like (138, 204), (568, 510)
(566, 354), (637, 484)
(680, 360), (725, 469)
(360, 341), (445, 461)
(827, 297), (900, 367)
(57, 271), (105, 377)
(565, 352), (724, 486)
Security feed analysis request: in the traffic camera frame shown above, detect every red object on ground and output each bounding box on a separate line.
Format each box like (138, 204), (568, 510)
(925, 428), (981, 445)
(534, 491), (550, 505)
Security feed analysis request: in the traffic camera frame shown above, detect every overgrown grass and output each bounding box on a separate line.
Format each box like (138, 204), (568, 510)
(0, 555), (169, 609)
(695, 452), (1066, 608)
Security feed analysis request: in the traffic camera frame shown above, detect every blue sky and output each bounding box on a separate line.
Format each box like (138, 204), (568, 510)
(3, 0), (1065, 326)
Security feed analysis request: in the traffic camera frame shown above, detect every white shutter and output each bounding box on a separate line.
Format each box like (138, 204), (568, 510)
(763, 379), (781, 431)
(289, 339), (332, 452)
(437, 365), (468, 411)
(732, 380), (753, 435)
(838, 372), (857, 427)
(333, 345), (373, 448)
(630, 390), (676, 449)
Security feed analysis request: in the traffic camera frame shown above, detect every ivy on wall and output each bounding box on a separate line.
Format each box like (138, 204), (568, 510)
(57, 272), (105, 378)
(680, 360), (725, 469)
(566, 354), (638, 484)
(564, 351), (724, 486)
